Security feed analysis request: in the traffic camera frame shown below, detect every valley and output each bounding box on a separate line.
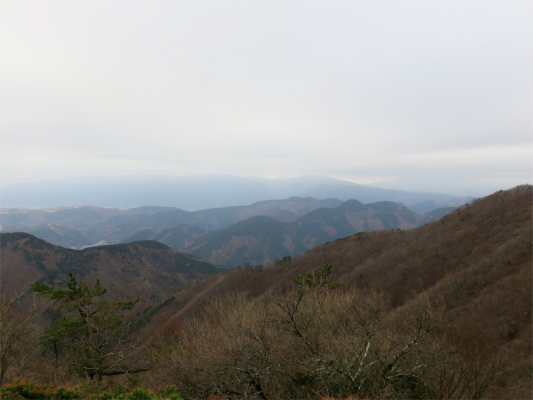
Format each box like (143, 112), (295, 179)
(1, 185), (531, 399)
(1, 197), (455, 268)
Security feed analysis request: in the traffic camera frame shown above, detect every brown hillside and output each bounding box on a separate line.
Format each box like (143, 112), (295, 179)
(158, 185), (531, 396)
(0, 234), (219, 304)
(169, 185), (531, 315)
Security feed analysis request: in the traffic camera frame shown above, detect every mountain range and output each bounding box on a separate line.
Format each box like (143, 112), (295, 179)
(1, 184), (531, 397)
(0, 175), (470, 209)
(176, 199), (452, 267)
(1, 197), (455, 268)
(0, 197), (344, 248)
(158, 185), (532, 396)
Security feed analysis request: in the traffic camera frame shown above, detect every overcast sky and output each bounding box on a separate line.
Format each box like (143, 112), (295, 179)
(1, 0), (532, 196)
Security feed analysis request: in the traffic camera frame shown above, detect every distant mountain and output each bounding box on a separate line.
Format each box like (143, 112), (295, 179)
(0, 175), (465, 209)
(154, 185), (532, 398)
(0, 232), (219, 301)
(120, 224), (208, 249)
(421, 206), (456, 221)
(180, 199), (436, 268)
(408, 198), (473, 214)
(0, 206), (178, 248)
(181, 216), (295, 268)
(22, 224), (92, 249)
(0, 197), (342, 248)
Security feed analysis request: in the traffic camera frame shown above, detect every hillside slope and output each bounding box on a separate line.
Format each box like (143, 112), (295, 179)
(181, 199), (435, 267)
(0, 197), (342, 248)
(0, 233), (219, 303)
(170, 185), (531, 316)
(120, 224), (208, 249)
(155, 185), (532, 395)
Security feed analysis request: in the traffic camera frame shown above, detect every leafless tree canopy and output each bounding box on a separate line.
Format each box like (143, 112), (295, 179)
(153, 279), (509, 399)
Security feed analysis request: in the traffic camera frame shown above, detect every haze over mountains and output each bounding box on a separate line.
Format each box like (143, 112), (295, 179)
(3, 185), (530, 323)
(168, 185), (533, 398)
(0, 197), (344, 246)
(164, 185), (532, 336)
(0, 174), (472, 269)
(1, 185), (531, 397)
(0, 175), (469, 210)
(1, 195), (456, 268)
(175, 199), (449, 267)
(2, 0), (530, 394)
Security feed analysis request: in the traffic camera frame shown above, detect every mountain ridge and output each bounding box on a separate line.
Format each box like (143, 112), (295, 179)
(153, 185), (532, 322)
(180, 199), (443, 267)
(0, 175), (469, 209)
(149, 185), (531, 399)
(1, 196), (454, 268)
(152, 185), (531, 398)
(0, 232), (220, 303)
(2, 185), (531, 397)
(0, 197), (342, 248)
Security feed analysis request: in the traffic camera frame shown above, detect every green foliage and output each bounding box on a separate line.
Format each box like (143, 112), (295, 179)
(123, 388), (152, 400)
(155, 386), (181, 400)
(0, 380), (182, 400)
(459, 211), (473, 221)
(31, 274), (142, 381)
(55, 253), (99, 276)
(291, 264), (343, 289)
(32, 273), (104, 304)
(85, 385), (182, 400)
(274, 255), (293, 266)
(0, 378), (81, 399)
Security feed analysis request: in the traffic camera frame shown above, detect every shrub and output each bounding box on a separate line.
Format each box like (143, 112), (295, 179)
(0, 380), (182, 400)
(0, 378), (81, 399)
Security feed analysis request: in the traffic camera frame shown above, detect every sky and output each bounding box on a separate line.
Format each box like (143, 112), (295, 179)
(1, 0), (532, 197)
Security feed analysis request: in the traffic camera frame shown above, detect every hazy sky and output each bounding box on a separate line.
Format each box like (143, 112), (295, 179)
(1, 0), (532, 196)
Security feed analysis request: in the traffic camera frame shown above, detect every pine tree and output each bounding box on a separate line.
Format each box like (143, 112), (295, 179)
(32, 273), (147, 381)
(291, 264), (343, 289)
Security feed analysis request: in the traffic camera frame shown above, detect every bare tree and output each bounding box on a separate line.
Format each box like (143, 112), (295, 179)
(152, 266), (510, 399)
(0, 289), (42, 385)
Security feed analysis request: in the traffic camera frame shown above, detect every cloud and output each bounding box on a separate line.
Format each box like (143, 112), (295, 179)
(1, 0), (531, 196)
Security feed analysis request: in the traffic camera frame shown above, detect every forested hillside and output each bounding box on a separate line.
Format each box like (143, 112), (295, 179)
(179, 199), (439, 267)
(0, 197), (343, 248)
(1, 197), (452, 268)
(149, 185), (532, 398)
(0, 233), (219, 300)
(1, 185), (531, 399)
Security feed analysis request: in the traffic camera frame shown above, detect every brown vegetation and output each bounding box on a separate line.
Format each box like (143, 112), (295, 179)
(148, 185), (532, 398)
(1, 185), (531, 398)
(0, 235), (218, 301)
(151, 282), (512, 399)
(0, 291), (43, 385)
